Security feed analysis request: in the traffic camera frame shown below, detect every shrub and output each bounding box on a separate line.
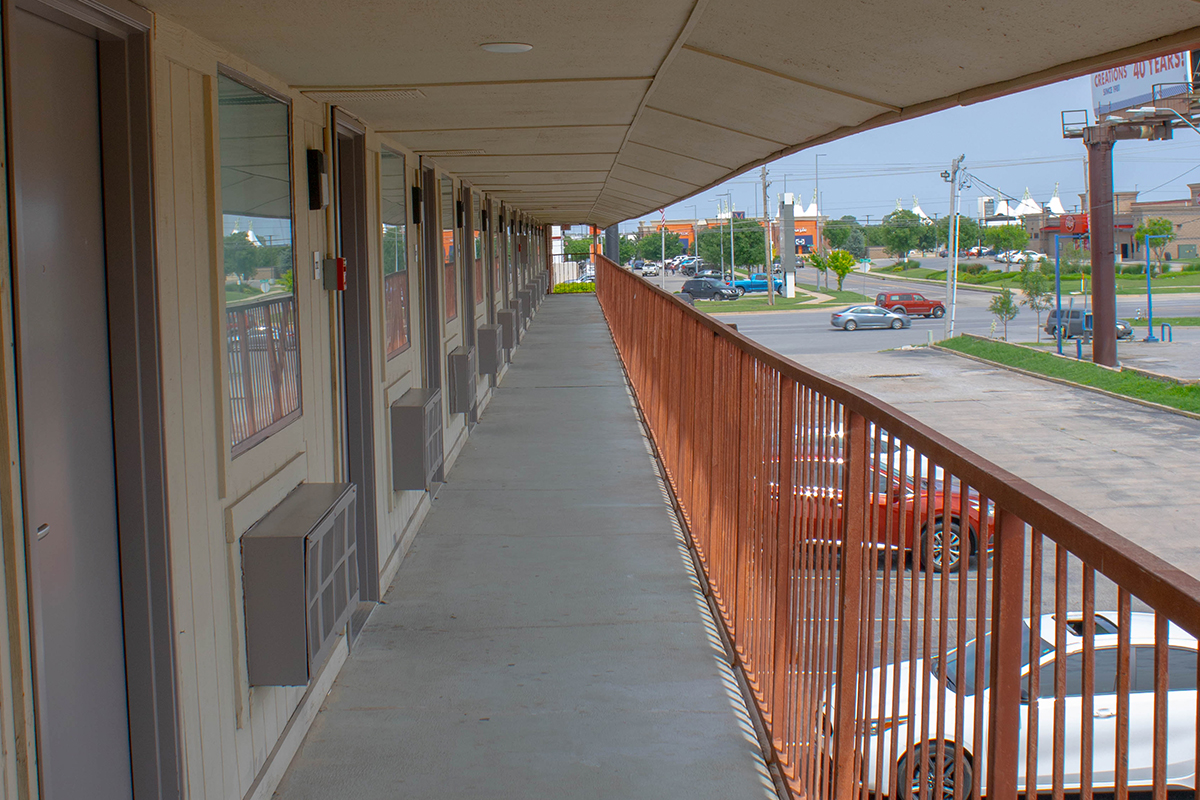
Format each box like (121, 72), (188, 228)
(1121, 265), (1145, 276)
(552, 281), (594, 294)
(1182, 262), (1200, 273)
(957, 263), (988, 275)
(894, 259), (921, 270)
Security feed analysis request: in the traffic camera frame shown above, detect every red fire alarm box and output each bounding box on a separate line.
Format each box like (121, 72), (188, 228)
(323, 257), (346, 291)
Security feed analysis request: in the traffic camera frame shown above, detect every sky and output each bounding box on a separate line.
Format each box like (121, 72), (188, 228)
(617, 73), (1200, 233)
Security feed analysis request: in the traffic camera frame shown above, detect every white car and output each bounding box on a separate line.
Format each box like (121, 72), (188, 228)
(851, 612), (1197, 796)
(641, 264), (660, 277)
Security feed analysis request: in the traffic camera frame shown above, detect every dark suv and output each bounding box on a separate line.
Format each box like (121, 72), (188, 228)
(680, 278), (738, 301)
(875, 292), (945, 318)
(1044, 309), (1134, 340)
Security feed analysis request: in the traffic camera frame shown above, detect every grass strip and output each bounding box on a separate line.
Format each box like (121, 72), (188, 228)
(1149, 316), (1200, 326)
(938, 336), (1200, 414)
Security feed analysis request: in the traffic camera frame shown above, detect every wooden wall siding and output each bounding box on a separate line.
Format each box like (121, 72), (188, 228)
(152, 20), (336, 798)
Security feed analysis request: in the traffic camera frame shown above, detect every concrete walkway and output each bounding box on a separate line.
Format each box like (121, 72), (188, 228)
(274, 296), (776, 800)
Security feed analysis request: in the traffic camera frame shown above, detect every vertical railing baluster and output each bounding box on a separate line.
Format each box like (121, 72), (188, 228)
(986, 509), (1026, 799)
(832, 410), (867, 798)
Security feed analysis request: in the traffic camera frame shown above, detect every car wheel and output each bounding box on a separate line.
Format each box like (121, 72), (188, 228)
(919, 520), (968, 573)
(893, 306), (906, 316)
(844, 319), (857, 331)
(932, 306), (945, 318)
(897, 742), (972, 800)
(891, 319), (903, 329)
(734, 286), (746, 297)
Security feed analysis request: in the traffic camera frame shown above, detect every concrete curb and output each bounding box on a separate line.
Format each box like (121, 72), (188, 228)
(930, 342), (1200, 423)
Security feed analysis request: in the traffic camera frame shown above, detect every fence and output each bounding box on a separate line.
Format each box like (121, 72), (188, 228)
(227, 293), (300, 451)
(594, 254), (1200, 799)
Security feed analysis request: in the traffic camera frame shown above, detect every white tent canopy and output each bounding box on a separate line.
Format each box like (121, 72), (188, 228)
(911, 195), (932, 223)
(1049, 183), (1067, 215)
(1014, 188), (1042, 217)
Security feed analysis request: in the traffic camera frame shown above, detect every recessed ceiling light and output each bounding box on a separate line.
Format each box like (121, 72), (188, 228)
(480, 42), (533, 54)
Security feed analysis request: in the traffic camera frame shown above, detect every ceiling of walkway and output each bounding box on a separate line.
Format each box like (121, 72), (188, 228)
(144, 0), (1200, 227)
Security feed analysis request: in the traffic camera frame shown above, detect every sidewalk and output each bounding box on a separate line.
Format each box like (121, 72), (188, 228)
(273, 295), (776, 800)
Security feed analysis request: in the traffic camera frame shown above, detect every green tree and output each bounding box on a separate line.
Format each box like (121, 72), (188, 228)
(984, 225), (1030, 270)
(936, 214), (981, 253)
(808, 250), (829, 288)
(1061, 242), (1090, 273)
(696, 220), (766, 270)
(619, 236), (637, 265)
(563, 235), (592, 262)
(880, 209), (922, 260)
(1018, 266), (1052, 342)
(1134, 217), (1176, 275)
(844, 228), (867, 259)
(827, 250), (856, 291)
(988, 288), (1020, 340)
(823, 215), (860, 250)
(864, 225), (888, 247)
(636, 230), (684, 261)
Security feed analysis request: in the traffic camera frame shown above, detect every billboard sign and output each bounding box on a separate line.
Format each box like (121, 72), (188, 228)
(1092, 52), (1191, 119)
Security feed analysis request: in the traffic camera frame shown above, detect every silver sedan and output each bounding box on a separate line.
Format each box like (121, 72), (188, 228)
(831, 305), (911, 331)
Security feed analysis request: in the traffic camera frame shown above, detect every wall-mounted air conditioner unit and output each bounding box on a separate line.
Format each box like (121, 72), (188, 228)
(242, 483), (358, 686)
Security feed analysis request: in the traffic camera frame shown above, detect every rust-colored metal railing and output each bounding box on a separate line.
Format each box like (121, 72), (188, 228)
(594, 254), (1200, 800)
(227, 293), (300, 450)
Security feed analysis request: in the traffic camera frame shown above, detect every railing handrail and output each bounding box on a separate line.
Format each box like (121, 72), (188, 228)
(226, 290), (293, 312)
(595, 253), (1200, 639)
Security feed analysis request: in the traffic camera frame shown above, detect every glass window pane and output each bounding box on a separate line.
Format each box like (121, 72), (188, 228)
(441, 177), (457, 322)
(380, 148), (409, 358)
(473, 192), (485, 306)
(1168, 647), (1198, 691)
(218, 73), (300, 453)
(1039, 648), (1119, 698)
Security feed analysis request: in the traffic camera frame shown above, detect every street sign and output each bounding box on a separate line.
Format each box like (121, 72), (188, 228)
(1092, 51), (1191, 119)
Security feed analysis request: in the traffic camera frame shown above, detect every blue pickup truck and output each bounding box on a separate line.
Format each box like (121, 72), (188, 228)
(730, 273), (783, 296)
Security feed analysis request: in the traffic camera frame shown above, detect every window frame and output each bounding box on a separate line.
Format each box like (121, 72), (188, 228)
(380, 145), (411, 359)
(216, 65), (303, 458)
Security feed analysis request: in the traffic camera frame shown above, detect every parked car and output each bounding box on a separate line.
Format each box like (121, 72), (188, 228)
(680, 278), (738, 301)
(731, 273), (783, 296)
(849, 612), (1198, 796)
(831, 306), (911, 331)
(696, 268), (724, 280)
(630, 259), (645, 271)
(642, 264), (660, 277)
(776, 435), (992, 573)
(1044, 309), (1134, 340)
(875, 292), (945, 318)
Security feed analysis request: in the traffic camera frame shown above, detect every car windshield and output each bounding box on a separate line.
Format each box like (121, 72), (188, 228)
(936, 624), (1053, 696)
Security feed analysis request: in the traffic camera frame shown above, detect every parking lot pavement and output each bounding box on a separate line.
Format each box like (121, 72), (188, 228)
(783, 346), (1200, 583)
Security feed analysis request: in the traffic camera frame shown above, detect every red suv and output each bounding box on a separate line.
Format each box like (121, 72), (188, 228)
(875, 292), (945, 318)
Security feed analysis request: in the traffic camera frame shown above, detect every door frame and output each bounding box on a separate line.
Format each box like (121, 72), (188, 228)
(333, 110), (380, 601)
(2, 0), (181, 796)
(419, 161), (442, 393)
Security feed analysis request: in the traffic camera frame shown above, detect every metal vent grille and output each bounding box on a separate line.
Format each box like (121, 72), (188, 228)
(304, 88), (426, 102)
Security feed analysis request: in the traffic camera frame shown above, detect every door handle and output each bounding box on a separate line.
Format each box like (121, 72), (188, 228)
(1094, 708), (1116, 719)
(35, 524), (49, 540)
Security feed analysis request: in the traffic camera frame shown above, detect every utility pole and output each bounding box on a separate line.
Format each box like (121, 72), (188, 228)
(941, 155), (964, 339)
(762, 166), (773, 306)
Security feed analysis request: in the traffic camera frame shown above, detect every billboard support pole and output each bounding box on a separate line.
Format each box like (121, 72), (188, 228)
(1084, 125), (1118, 367)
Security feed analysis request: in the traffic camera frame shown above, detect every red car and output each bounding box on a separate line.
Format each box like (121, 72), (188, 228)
(782, 443), (993, 573)
(875, 292), (945, 318)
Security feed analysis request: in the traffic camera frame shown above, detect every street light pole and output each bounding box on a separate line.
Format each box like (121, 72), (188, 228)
(718, 191), (734, 282)
(1144, 233), (1171, 342)
(941, 155), (964, 340)
(761, 166), (774, 306)
(685, 204), (697, 259)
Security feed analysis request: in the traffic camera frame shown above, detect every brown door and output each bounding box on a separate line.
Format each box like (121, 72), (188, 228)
(336, 119), (379, 600)
(10, 8), (133, 798)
